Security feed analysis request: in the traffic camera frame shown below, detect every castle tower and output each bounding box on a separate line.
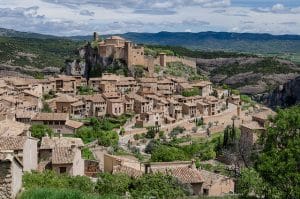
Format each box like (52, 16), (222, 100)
(125, 41), (133, 68)
(159, 53), (167, 67)
(93, 32), (99, 41)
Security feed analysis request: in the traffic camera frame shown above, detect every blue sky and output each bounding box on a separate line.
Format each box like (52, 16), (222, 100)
(0, 0), (299, 36)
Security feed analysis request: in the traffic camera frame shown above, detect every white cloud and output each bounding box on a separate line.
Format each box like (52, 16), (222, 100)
(271, 3), (287, 13)
(0, 0), (299, 35)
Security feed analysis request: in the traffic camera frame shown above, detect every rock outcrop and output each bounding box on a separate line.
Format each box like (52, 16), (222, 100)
(268, 76), (300, 108)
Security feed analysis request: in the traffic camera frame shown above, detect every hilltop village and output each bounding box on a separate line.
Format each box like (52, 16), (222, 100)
(0, 34), (276, 198)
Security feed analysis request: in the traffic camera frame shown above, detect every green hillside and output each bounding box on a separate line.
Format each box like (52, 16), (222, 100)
(0, 36), (82, 69)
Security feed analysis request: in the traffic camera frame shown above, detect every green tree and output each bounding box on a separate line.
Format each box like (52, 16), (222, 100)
(223, 126), (230, 148)
(151, 145), (188, 162)
(30, 124), (53, 140)
(98, 131), (119, 147)
(145, 126), (156, 139)
(131, 173), (189, 199)
(95, 173), (131, 196)
(254, 106), (300, 198)
(237, 168), (265, 198)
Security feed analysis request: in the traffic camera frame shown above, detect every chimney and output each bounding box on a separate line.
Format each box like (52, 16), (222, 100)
(190, 159), (196, 169)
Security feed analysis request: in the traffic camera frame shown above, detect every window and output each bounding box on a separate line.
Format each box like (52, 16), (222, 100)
(203, 189), (209, 195)
(59, 167), (67, 174)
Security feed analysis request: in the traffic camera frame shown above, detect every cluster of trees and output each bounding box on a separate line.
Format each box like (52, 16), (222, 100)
(30, 124), (53, 140)
(22, 171), (191, 199)
(144, 45), (252, 59)
(0, 36), (81, 69)
(75, 117), (119, 146)
(145, 130), (223, 162)
(238, 106), (300, 198)
(212, 57), (296, 77)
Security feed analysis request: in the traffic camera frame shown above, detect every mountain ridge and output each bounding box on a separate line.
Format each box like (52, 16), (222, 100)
(1, 27), (300, 54)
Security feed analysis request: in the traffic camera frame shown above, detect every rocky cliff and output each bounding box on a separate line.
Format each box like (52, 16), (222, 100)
(268, 76), (300, 108)
(197, 57), (300, 95)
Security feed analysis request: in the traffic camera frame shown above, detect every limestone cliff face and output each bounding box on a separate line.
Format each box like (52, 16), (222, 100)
(268, 76), (300, 108)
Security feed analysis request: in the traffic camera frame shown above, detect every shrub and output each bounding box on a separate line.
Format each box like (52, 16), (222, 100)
(82, 147), (95, 160)
(95, 173), (132, 196)
(23, 171), (94, 193)
(151, 145), (188, 162)
(131, 173), (189, 199)
(30, 124), (53, 140)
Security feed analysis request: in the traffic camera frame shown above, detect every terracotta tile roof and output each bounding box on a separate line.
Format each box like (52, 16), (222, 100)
(107, 36), (125, 40)
(65, 120), (84, 129)
(55, 95), (77, 103)
(15, 110), (37, 119)
(52, 147), (75, 164)
(179, 83), (193, 89)
(192, 81), (212, 87)
(167, 167), (204, 184)
(113, 165), (143, 178)
(71, 101), (85, 107)
(0, 136), (27, 150)
(108, 98), (123, 103)
(0, 119), (30, 137)
(158, 79), (173, 84)
(133, 94), (148, 103)
(23, 90), (40, 98)
(200, 169), (231, 188)
(56, 75), (76, 81)
(32, 113), (68, 121)
(184, 102), (196, 107)
(83, 94), (105, 103)
(40, 137), (84, 149)
(139, 77), (157, 83)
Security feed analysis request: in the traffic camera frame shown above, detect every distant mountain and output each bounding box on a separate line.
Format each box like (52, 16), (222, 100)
(69, 31), (300, 55)
(2, 28), (300, 54)
(0, 28), (57, 39)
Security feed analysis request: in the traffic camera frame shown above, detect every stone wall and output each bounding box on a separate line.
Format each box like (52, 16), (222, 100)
(0, 161), (12, 199)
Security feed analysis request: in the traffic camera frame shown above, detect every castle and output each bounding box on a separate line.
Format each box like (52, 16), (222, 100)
(67, 32), (196, 77)
(95, 32), (145, 68)
(94, 32), (196, 71)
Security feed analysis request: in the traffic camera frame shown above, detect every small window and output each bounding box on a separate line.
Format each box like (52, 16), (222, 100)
(59, 167), (67, 174)
(203, 189), (209, 195)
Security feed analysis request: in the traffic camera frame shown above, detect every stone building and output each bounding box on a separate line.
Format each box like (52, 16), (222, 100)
(182, 102), (197, 118)
(192, 81), (213, 97)
(39, 137), (85, 176)
(54, 94), (78, 113)
(107, 98), (124, 117)
(83, 94), (107, 117)
(0, 151), (23, 199)
(0, 136), (38, 172)
(200, 170), (234, 196)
